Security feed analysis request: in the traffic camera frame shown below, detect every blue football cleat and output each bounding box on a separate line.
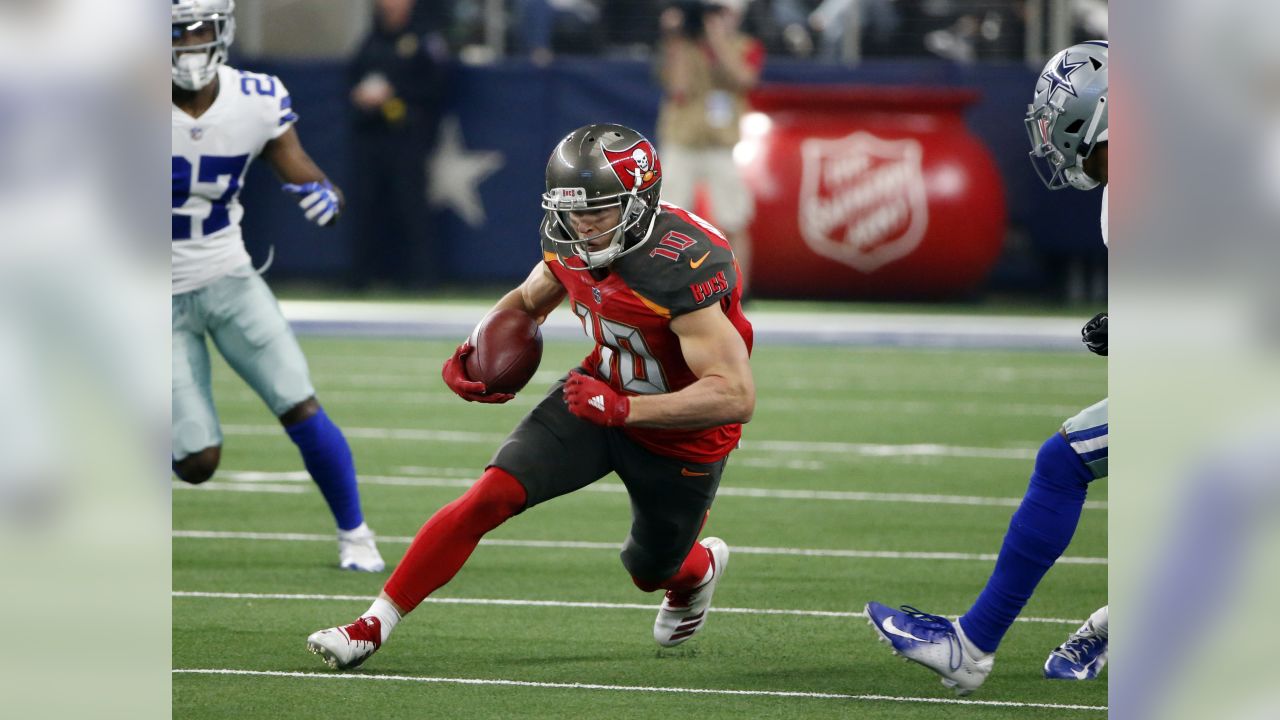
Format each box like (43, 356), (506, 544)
(865, 602), (994, 696)
(1045, 618), (1108, 680)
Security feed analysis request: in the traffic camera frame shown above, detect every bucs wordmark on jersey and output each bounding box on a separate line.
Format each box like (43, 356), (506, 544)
(543, 202), (754, 463)
(171, 64), (298, 295)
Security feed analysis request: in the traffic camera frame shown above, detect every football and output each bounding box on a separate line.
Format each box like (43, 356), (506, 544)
(464, 308), (544, 394)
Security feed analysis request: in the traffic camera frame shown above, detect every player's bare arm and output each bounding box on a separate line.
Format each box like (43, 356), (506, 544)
(626, 303), (755, 429)
(262, 127), (344, 205)
(492, 262), (567, 324)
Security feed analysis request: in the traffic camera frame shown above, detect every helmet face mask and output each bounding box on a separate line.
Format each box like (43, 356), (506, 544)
(541, 124), (663, 270)
(172, 0), (236, 92)
(543, 196), (639, 269)
(1025, 41), (1109, 191)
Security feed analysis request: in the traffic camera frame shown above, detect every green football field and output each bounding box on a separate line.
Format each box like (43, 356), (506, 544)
(173, 333), (1108, 719)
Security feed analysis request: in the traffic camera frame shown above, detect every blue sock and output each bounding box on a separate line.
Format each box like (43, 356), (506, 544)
(284, 407), (364, 531)
(959, 432), (1093, 653)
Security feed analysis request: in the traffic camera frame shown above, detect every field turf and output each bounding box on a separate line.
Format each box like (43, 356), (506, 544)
(174, 333), (1107, 718)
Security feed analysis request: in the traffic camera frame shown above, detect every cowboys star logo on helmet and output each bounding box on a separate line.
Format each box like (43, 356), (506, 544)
(1041, 53), (1088, 99)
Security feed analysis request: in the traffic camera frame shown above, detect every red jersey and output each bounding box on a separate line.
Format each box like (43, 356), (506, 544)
(543, 202), (754, 463)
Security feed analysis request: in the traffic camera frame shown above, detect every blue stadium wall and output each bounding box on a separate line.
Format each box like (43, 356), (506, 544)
(236, 57), (1105, 293)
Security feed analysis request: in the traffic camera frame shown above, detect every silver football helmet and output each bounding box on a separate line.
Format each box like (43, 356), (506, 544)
(1025, 41), (1109, 190)
(541, 124), (663, 270)
(171, 0), (236, 91)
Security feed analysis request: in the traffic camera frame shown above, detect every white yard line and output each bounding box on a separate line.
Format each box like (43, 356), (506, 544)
(174, 591), (1090, 625)
(220, 423), (1041, 461)
(171, 668), (1105, 711)
(198, 469), (1107, 511)
(747, 439), (1036, 459)
(393, 465), (482, 477)
(242, 424), (511, 444)
(171, 530), (1107, 565)
(759, 398), (1084, 417)
(174, 482), (309, 494)
(215, 389), (1085, 418)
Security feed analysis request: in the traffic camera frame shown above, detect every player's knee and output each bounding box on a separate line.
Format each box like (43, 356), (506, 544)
(174, 446), (221, 484)
(1035, 433), (1092, 489)
(620, 540), (681, 589)
(458, 467), (527, 526)
(279, 396), (320, 427)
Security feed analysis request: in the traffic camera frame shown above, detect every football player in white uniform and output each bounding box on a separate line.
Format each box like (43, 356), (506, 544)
(864, 41), (1110, 694)
(171, 0), (383, 572)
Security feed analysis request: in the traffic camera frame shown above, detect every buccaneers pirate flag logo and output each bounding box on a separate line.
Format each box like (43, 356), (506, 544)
(798, 131), (930, 273)
(603, 141), (662, 192)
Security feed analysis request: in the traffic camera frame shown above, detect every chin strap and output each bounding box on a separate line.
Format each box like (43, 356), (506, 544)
(634, 202), (660, 244)
(1064, 165), (1100, 191)
(254, 245), (275, 275)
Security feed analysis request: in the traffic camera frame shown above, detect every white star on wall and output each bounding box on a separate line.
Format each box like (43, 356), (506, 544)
(426, 115), (504, 227)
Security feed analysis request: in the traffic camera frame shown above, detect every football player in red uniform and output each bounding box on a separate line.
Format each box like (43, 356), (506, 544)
(306, 123), (755, 670)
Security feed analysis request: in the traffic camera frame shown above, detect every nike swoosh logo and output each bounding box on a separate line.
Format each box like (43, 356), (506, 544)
(881, 616), (929, 643)
(689, 251), (710, 269)
(681, 468), (710, 477)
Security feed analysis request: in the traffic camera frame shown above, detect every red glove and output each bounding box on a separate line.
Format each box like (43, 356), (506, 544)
(441, 342), (515, 404)
(563, 371), (630, 427)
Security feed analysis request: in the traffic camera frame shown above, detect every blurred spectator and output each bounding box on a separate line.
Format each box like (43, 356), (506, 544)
(515, 0), (604, 64)
(602, 0), (665, 57)
(921, 0), (1025, 63)
(1073, 0), (1108, 41)
(764, 0), (815, 55)
(655, 0), (764, 296)
(347, 0), (450, 289)
(808, 0), (902, 60)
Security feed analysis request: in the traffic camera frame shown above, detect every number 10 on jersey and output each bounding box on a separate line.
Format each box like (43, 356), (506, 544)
(572, 302), (669, 394)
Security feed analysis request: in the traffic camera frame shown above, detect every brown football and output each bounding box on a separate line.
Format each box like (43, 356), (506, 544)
(464, 309), (544, 395)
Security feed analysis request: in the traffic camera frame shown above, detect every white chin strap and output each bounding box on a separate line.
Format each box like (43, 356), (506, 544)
(1066, 126), (1107, 191)
(1064, 165), (1100, 191)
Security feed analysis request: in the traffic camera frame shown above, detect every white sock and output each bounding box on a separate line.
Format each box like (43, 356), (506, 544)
(364, 597), (402, 643)
(955, 619), (993, 659)
(338, 521), (371, 538)
(1087, 605), (1109, 640)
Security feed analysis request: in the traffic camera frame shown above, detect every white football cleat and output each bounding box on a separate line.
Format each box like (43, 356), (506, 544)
(338, 523), (385, 572)
(654, 537), (729, 647)
(865, 602), (994, 696)
(307, 616), (382, 670)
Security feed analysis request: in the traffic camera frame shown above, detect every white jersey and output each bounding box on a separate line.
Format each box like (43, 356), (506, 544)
(171, 64), (297, 294)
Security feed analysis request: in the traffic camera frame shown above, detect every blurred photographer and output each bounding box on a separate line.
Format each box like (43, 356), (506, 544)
(656, 0), (763, 296)
(347, 0), (450, 289)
